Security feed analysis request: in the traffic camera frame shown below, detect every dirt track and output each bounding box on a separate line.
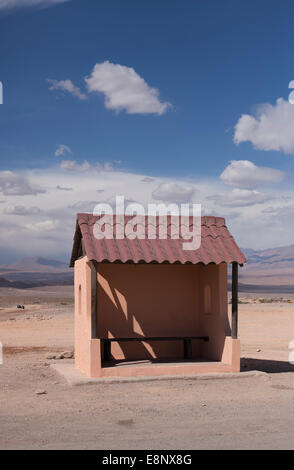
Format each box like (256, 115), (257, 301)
(1, 287), (294, 450)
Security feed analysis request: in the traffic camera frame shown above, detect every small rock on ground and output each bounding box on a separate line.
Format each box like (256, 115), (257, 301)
(46, 351), (74, 360)
(57, 351), (74, 359)
(46, 354), (57, 360)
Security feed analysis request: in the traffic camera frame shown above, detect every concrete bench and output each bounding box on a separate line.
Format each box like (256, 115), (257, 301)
(100, 336), (209, 362)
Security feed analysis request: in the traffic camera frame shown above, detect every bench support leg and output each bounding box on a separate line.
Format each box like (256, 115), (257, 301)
(184, 339), (192, 360)
(103, 341), (111, 362)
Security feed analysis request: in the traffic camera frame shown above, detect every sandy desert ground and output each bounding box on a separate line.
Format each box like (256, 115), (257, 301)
(0, 286), (294, 450)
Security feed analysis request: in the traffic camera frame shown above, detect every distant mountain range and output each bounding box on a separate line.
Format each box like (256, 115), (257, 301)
(0, 246), (294, 291)
(242, 245), (294, 265)
(0, 257), (73, 288)
(1, 257), (69, 272)
(0, 277), (36, 289)
(239, 245), (294, 288)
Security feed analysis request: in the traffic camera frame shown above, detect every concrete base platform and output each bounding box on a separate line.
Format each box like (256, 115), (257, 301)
(51, 362), (268, 386)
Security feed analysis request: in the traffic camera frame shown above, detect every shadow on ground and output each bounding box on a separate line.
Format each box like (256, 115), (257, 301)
(241, 357), (294, 373)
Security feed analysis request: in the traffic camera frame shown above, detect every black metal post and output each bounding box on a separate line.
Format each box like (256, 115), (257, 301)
(231, 262), (238, 339)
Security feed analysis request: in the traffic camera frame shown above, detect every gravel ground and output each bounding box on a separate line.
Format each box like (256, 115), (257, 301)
(0, 286), (294, 450)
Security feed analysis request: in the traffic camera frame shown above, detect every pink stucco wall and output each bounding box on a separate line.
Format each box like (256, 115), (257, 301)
(97, 262), (237, 364)
(198, 263), (231, 361)
(74, 257), (240, 378)
(98, 263), (203, 360)
(74, 257), (101, 377)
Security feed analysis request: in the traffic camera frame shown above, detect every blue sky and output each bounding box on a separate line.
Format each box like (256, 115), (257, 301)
(0, 0), (294, 261)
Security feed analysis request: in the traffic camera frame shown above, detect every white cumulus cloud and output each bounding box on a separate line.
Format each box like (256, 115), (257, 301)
(55, 144), (71, 157)
(60, 160), (115, 172)
(0, 170), (45, 196)
(60, 160), (92, 172)
(56, 184), (72, 191)
(85, 61), (171, 115)
(0, 163), (291, 259)
(4, 205), (41, 215)
(0, 0), (70, 10)
(234, 98), (294, 154)
(220, 160), (284, 190)
(207, 188), (271, 207)
(25, 220), (59, 232)
(48, 79), (87, 101)
(152, 182), (196, 203)
(68, 201), (100, 213)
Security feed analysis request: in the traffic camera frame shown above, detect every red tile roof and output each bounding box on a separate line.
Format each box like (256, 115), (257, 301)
(70, 214), (246, 267)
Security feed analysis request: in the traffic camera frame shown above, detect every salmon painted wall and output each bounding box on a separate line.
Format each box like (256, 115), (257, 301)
(97, 264), (207, 361)
(198, 263), (231, 361)
(74, 257), (101, 376)
(74, 259), (239, 376)
(74, 257), (91, 374)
